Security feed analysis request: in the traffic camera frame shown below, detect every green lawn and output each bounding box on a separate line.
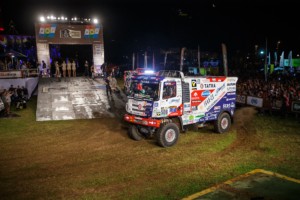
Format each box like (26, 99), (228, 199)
(0, 97), (300, 200)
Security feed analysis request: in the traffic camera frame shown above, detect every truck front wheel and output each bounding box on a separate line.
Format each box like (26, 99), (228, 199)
(128, 125), (144, 141)
(214, 112), (231, 133)
(156, 123), (179, 147)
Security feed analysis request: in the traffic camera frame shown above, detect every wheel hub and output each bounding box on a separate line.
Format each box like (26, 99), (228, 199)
(165, 129), (176, 142)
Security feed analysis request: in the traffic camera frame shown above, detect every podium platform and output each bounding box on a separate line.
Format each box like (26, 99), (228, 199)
(36, 77), (114, 121)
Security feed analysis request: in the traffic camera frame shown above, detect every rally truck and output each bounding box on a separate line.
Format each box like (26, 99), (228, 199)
(124, 70), (238, 147)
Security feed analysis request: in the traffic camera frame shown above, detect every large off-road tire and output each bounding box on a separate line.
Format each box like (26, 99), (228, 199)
(214, 112), (231, 133)
(156, 123), (179, 147)
(128, 125), (144, 141)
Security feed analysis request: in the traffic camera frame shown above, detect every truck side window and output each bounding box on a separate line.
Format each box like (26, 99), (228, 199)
(163, 81), (176, 99)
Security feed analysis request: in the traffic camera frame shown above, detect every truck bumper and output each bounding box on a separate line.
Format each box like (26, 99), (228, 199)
(124, 114), (161, 128)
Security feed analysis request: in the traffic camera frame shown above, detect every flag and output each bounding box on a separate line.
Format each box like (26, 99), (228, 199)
(152, 52), (155, 70)
(132, 53), (135, 70)
(274, 52), (278, 66)
(180, 47), (186, 72)
(268, 52), (271, 65)
(144, 51), (147, 68)
(270, 64), (274, 74)
(264, 38), (268, 81)
(198, 45), (201, 74)
(164, 52), (168, 68)
(288, 51), (293, 68)
(279, 51), (284, 67)
(221, 43), (228, 76)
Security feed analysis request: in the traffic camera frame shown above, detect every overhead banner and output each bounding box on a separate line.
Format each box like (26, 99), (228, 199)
(35, 23), (103, 44)
(34, 23), (104, 68)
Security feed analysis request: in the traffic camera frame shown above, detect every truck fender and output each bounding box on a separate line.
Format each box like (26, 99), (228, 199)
(171, 117), (185, 132)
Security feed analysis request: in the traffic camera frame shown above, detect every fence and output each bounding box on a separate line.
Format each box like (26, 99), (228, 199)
(236, 94), (300, 117)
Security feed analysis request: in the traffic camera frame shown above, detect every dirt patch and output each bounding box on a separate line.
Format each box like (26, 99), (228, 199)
(220, 106), (261, 155)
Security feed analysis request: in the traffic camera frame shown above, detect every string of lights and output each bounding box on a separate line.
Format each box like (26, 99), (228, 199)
(39, 15), (99, 24)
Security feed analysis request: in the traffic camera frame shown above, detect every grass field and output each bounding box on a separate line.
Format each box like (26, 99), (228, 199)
(0, 94), (300, 200)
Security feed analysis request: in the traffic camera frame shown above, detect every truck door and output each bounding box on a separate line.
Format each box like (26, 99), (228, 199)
(161, 80), (182, 117)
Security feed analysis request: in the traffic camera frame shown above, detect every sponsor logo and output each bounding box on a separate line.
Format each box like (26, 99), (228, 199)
(161, 108), (168, 115)
(204, 95), (214, 107)
(227, 83), (236, 86)
(226, 98), (236, 101)
(192, 100), (202, 103)
(204, 95), (214, 106)
(205, 113), (217, 118)
(184, 103), (191, 108)
(201, 90), (211, 97)
(169, 106), (177, 112)
(204, 83), (216, 88)
(149, 121), (156, 125)
(183, 120), (189, 124)
(227, 86), (236, 92)
(227, 78), (237, 82)
(195, 114), (205, 119)
(191, 79), (197, 88)
(227, 92), (236, 96)
(191, 91), (201, 100)
(223, 103), (231, 109)
(214, 106), (221, 110)
(214, 83), (225, 97)
(170, 98), (180, 103)
(206, 116), (218, 120)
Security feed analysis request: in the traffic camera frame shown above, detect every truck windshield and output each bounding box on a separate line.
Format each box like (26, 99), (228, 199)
(128, 82), (159, 100)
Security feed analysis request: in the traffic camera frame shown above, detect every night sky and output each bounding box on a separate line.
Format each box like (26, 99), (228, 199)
(1, 0), (299, 62)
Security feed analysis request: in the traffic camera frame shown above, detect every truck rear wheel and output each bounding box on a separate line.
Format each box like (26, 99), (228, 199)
(214, 112), (231, 133)
(128, 125), (144, 141)
(156, 123), (179, 147)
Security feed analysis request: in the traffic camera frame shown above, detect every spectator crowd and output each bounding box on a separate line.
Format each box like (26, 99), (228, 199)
(236, 71), (300, 116)
(0, 84), (29, 117)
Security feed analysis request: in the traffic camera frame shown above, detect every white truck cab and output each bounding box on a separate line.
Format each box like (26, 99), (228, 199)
(124, 70), (238, 147)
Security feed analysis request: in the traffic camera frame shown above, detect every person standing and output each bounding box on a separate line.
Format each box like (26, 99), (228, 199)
(55, 60), (60, 78)
(22, 86), (28, 100)
(84, 60), (89, 77)
(67, 59), (72, 78)
(42, 60), (47, 76)
(62, 60), (67, 78)
(90, 64), (95, 79)
(105, 74), (112, 98)
(4, 90), (14, 116)
(72, 60), (76, 77)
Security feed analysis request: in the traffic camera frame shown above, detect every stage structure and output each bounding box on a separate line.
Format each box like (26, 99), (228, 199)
(34, 20), (104, 73)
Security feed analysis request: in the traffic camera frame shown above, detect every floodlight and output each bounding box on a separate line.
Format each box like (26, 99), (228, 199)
(93, 18), (98, 24)
(40, 16), (45, 22)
